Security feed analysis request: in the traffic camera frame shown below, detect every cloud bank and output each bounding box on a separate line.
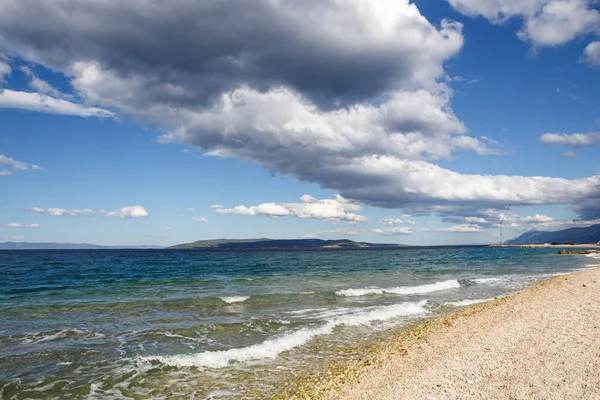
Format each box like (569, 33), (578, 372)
(0, 0), (598, 221)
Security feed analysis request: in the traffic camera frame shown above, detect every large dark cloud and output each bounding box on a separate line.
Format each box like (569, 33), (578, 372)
(0, 0), (460, 109)
(0, 0), (599, 220)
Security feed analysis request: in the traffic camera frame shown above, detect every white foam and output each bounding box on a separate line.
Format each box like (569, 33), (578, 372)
(21, 329), (103, 344)
(335, 279), (460, 297)
(472, 277), (503, 284)
(285, 307), (329, 315)
(142, 301), (427, 368)
(219, 296), (250, 304)
(445, 298), (495, 307)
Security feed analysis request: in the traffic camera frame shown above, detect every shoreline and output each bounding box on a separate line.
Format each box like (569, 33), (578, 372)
(281, 266), (600, 399)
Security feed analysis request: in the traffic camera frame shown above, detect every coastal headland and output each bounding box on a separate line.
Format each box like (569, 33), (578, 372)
(289, 267), (600, 399)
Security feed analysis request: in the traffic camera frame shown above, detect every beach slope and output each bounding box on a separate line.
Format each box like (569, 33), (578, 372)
(330, 268), (600, 400)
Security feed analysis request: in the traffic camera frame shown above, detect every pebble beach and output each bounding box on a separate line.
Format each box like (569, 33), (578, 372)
(321, 266), (600, 400)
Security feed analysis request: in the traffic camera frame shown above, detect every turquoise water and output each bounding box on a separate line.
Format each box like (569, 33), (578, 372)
(1, 247), (597, 399)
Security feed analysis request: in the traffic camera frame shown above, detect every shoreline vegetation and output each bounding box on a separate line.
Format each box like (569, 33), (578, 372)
(277, 266), (600, 399)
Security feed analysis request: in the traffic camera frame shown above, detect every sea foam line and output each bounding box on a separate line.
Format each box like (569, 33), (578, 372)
(444, 298), (496, 307)
(335, 279), (460, 297)
(471, 277), (504, 284)
(219, 296), (250, 304)
(142, 301), (427, 368)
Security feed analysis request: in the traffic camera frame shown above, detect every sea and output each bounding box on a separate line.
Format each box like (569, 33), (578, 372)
(1, 246), (599, 399)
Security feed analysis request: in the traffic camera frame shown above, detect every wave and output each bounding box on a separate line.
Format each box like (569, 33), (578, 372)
(20, 329), (105, 344)
(471, 277), (504, 284)
(142, 301), (427, 368)
(444, 298), (495, 307)
(335, 279), (460, 297)
(219, 296), (250, 304)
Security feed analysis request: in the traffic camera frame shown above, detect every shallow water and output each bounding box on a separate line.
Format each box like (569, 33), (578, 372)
(1, 247), (596, 399)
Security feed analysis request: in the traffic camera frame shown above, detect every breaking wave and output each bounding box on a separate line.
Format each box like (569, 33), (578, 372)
(444, 298), (495, 307)
(219, 296), (250, 304)
(142, 301), (427, 368)
(335, 279), (460, 297)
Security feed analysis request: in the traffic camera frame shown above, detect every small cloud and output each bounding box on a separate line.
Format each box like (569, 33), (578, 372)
(0, 154), (43, 176)
(562, 151), (578, 158)
(305, 228), (360, 237)
(165, 226), (173, 231)
(6, 222), (40, 229)
(213, 194), (368, 223)
(379, 218), (416, 226)
(188, 207), (196, 212)
(371, 227), (413, 236)
(437, 224), (484, 233)
(12, 235), (24, 240)
(106, 206), (149, 219)
(191, 217), (208, 223)
(540, 132), (599, 148)
(32, 207), (95, 216)
(581, 41), (600, 67)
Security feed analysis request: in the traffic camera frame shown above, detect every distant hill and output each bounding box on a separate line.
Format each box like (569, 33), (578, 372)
(506, 224), (600, 245)
(169, 238), (403, 250)
(0, 242), (164, 250)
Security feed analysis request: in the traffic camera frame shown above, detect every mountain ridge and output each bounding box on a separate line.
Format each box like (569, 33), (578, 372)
(506, 224), (600, 245)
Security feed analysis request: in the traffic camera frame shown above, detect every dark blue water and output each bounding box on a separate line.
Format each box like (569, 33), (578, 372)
(1, 247), (596, 399)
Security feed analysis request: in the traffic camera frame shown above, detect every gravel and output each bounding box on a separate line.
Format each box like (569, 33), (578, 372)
(330, 268), (600, 400)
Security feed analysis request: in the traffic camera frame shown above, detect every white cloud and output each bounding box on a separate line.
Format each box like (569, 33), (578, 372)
(465, 216), (487, 223)
(447, 0), (600, 47)
(106, 206), (149, 219)
(582, 41), (600, 66)
(0, 61), (11, 84)
(20, 65), (66, 98)
(0, 0), (598, 220)
(12, 235), (24, 240)
(371, 227), (414, 235)
(0, 89), (115, 118)
(562, 151), (578, 158)
(32, 207), (95, 216)
(165, 226), (173, 231)
(437, 224), (484, 233)
(379, 218), (416, 226)
(188, 207), (196, 212)
(307, 228), (361, 238)
(6, 222), (40, 229)
(191, 217), (208, 223)
(540, 132), (599, 147)
(508, 216), (600, 231)
(213, 194), (368, 223)
(0, 153), (42, 176)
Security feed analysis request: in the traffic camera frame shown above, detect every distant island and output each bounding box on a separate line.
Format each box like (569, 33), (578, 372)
(169, 238), (404, 250)
(506, 224), (600, 245)
(0, 242), (164, 250)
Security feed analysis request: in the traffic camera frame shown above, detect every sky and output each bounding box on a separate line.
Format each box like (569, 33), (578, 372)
(1, 0), (599, 247)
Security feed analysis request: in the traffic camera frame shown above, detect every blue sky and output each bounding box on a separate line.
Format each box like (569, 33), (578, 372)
(1, 0), (599, 246)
